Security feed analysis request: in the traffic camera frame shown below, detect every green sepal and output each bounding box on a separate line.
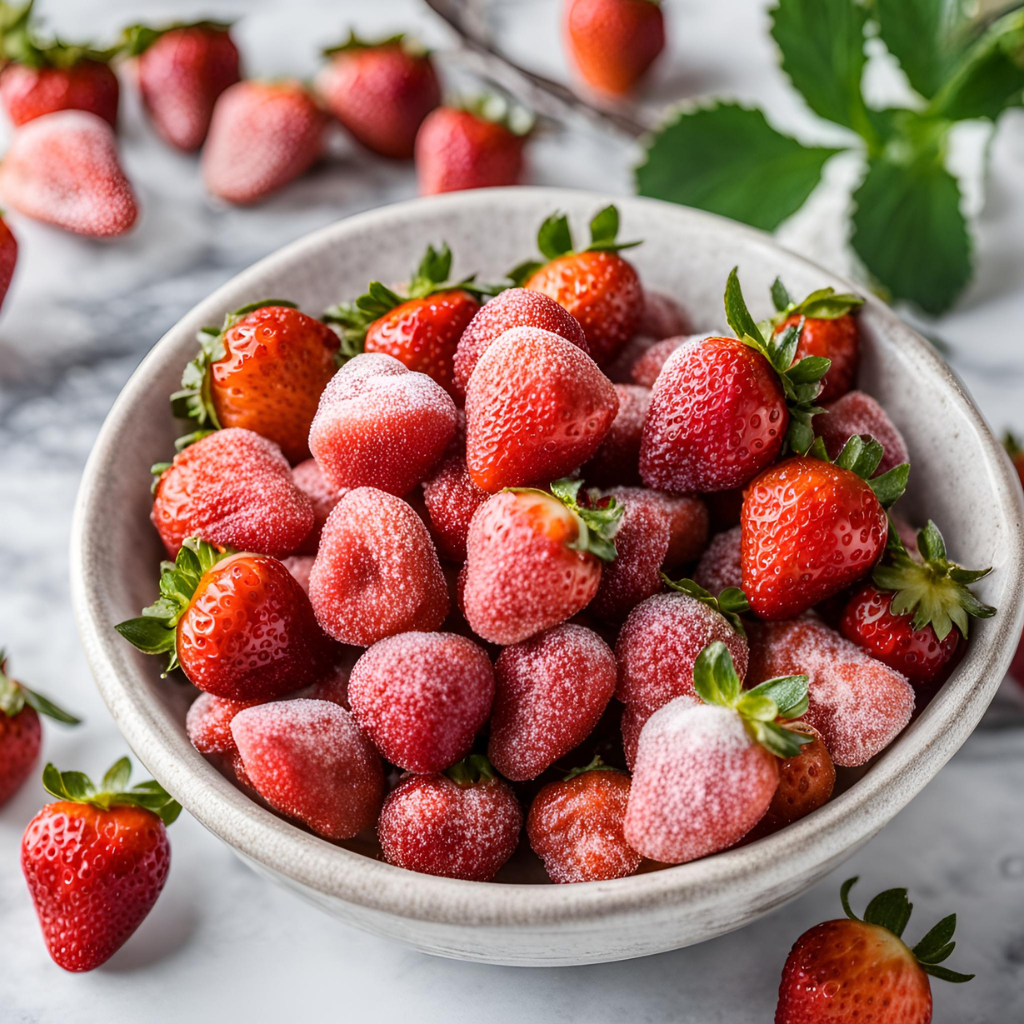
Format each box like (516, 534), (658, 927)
(445, 753), (497, 787)
(322, 29), (425, 58)
(1, 2), (120, 69)
(769, 278), (864, 325)
(42, 758), (182, 827)
(808, 434), (910, 508)
(0, 650), (81, 724)
(1004, 431), (1023, 461)
(563, 755), (627, 782)
(453, 91), (535, 137)
(660, 576), (749, 638)
(547, 478), (623, 562)
(120, 20), (233, 57)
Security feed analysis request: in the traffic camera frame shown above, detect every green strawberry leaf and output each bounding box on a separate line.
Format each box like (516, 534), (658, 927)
(42, 759), (182, 825)
(692, 641), (743, 707)
(863, 887), (914, 939)
(742, 673), (810, 720)
(913, 913), (958, 963)
(102, 756), (133, 792)
(874, 0), (965, 100)
(445, 753), (497, 787)
(549, 478), (623, 562)
(660, 576), (750, 637)
(562, 755), (627, 782)
(537, 212), (574, 261)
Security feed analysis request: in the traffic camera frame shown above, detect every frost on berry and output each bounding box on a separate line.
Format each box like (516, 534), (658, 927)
(599, 486), (709, 571)
(310, 648), (362, 709)
(282, 554), (315, 594)
(630, 331), (721, 387)
(815, 390), (909, 475)
(186, 693), (264, 756)
(292, 458), (346, 554)
(583, 384), (651, 487)
(620, 700), (661, 772)
(637, 290), (692, 341)
(694, 526), (743, 594)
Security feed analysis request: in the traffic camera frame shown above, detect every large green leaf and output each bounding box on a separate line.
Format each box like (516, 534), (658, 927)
(875, 0), (971, 99)
(636, 104), (843, 232)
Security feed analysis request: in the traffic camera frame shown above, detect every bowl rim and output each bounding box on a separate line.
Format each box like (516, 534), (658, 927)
(70, 187), (1024, 929)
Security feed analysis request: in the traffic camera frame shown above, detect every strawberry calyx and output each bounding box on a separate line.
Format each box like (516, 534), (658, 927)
(660, 577), (750, 637)
(768, 276), (863, 325)
(549, 478), (624, 561)
(806, 433), (910, 509)
(838, 877), (974, 984)
(0, 650), (80, 724)
(0, 1), (118, 68)
(871, 519), (995, 641)
(322, 29), (428, 59)
(563, 755), (627, 782)
(115, 537), (235, 674)
(42, 757), (182, 826)
(693, 641), (812, 759)
(445, 753), (498, 787)
(1005, 430), (1023, 461)
(119, 20), (234, 57)
(452, 91), (535, 136)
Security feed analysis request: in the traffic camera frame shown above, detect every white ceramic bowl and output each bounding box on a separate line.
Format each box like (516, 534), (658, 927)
(71, 188), (1024, 966)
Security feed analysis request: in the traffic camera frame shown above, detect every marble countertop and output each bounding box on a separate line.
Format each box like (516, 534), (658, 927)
(1, 0), (1022, 1021)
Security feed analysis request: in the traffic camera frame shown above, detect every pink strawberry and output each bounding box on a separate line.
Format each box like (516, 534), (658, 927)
(694, 525), (743, 594)
(637, 290), (692, 340)
(815, 389), (910, 474)
(186, 692), (262, 756)
(630, 332), (711, 387)
(291, 458), (345, 555)
(620, 700), (652, 771)
(282, 554), (314, 593)
(582, 383), (651, 486)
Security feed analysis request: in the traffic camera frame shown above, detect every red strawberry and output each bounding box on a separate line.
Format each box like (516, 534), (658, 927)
(308, 487), (449, 646)
(465, 327), (618, 492)
(637, 289), (691, 339)
(488, 623), (617, 780)
(630, 332), (709, 387)
(815, 389), (909, 474)
(463, 481), (623, 645)
(527, 759), (641, 883)
(150, 427), (314, 558)
(0, 214), (17, 312)
(291, 458), (345, 555)
(776, 877), (974, 1023)
(694, 525), (743, 594)
(309, 352), (457, 496)
(564, 0), (665, 96)
(21, 758), (180, 972)
(124, 21), (240, 151)
(0, 110), (137, 237)
(519, 206), (644, 366)
(583, 383), (651, 486)
(185, 692), (262, 756)
(232, 699), (385, 839)
(348, 632), (494, 772)
(202, 80), (326, 205)
(282, 553), (314, 593)
(742, 436), (908, 620)
(599, 485), (709, 570)
(619, 701), (650, 771)
(316, 32), (440, 159)
(378, 755), (522, 881)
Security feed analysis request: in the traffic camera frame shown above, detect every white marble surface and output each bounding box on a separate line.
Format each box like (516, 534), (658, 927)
(1, 1), (1022, 1021)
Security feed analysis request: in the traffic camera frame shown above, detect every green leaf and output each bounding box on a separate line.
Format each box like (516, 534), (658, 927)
(18, 685), (81, 725)
(744, 674), (810, 720)
(771, 277), (793, 312)
(724, 266), (765, 347)
(835, 434), (884, 479)
(636, 103), (843, 232)
(875, 0), (969, 100)
(588, 205), (619, 247)
(692, 641), (742, 708)
(445, 753), (497, 787)
(863, 887), (913, 938)
(536, 213), (574, 261)
(661, 576), (749, 637)
(913, 913), (958, 962)
(114, 616), (177, 655)
(549, 479), (624, 562)
(869, 463), (911, 509)
(102, 756), (133, 792)
(746, 719), (814, 759)
(840, 876), (861, 920)
(920, 963), (975, 983)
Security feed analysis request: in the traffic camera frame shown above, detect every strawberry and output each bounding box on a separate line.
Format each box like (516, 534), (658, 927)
(0, 110), (137, 237)
(464, 327), (618, 492)
(637, 289), (691, 339)
(776, 877), (973, 1023)
(348, 632), (494, 773)
(415, 96), (531, 196)
(517, 205), (644, 366)
(117, 537), (330, 701)
(150, 427), (314, 559)
(0, 652), (79, 807)
(527, 758), (641, 883)
(630, 332), (713, 387)
(231, 699), (385, 839)
(122, 20), (240, 151)
(308, 487), (449, 646)
(0, 214), (17, 312)
(377, 755), (522, 881)
(624, 642), (812, 864)
(488, 623), (617, 781)
(290, 458), (344, 554)
(463, 480), (623, 645)
(185, 692), (262, 757)
(598, 485), (709, 570)
(840, 520), (995, 685)
(694, 525), (742, 595)
(583, 383), (651, 486)
(815, 389), (909, 474)
(564, 0), (665, 96)
(742, 436), (909, 620)
(308, 351), (457, 496)
(21, 758), (180, 972)
(316, 32), (440, 159)
(202, 80), (326, 205)
(1005, 433), (1024, 687)
(282, 553), (314, 593)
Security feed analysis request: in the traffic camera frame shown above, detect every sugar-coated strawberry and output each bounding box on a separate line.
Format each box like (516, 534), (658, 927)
(310, 650), (360, 708)
(232, 699), (385, 839)
(22, 759), (180, 972)
(488, 623), (617, 780)
(815, 390), (910, 476)
(124, 20), (241, 151)
(463, 481), (623, 644)
(776, 877), (974, 1023)
(620, 701), (652, 771)
(604, 332), (660, 384)
(348, 632), (494, 773)
(520, 206), (643, 366)
(630, 332), (717, 387)
(186, 692), (262, 756)
(564, 0), (665, 96)
(0, 214), (17, 313)
(527, 759), (641, 883)
(309, 352), (457, 496)
(378, 755), (522, 881)
(118, 538), (330, 701)
(172, 301), (340, 465)
(597, 485), (709, 570)
(309, 487), (449, 646)
(0, 110), (137, 237)
(452, 287), (587, 402)
(202, 80), (326, 205)
(316, 32), (440, 159)
(465, 327), (618, 492)
(282, 553), (314, 593)
(583, 384), (651, 486)
(637, 290), (692, 340)
(150, 428), (314, 558)
(695, 525), (742, 594)
(291, 458), (344, 555)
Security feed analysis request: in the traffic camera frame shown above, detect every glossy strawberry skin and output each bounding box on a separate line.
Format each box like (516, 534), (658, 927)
(0, 705), (41, 807)
(777, 312), (859, 405)
(22, 802), (170, 972)
(0, 60), (119, 127)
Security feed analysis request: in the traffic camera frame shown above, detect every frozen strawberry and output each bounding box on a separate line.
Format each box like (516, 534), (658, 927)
(0, 215), (16, 314)
(630, 333), (712, 388)
(310, 647), (362, 709)
(748, 617), (915, 767)
(620, 701), (650, 771)
(598, 485), (709, 570)
(349, 632), (494, 772)
(0, 110), (137, 237)
(309, 352), (457, 496)
(282, 554), (314, 593)
(488, 623), (617, 780)
(232, 699), (385, 839)
(150, 428), (314, 559)
(603, 332), (659, 384)
(694, 526), (743, 594)
(816, 389), (910, 475)
(290, 459), (344, 555)
(583, 384), (651, 487)
(465, 327), (618, 492)
(637, 290), (692, 340)
(527, 759), (640, 883)
(463, 481), (623, 645)
(309, 487), (449, 646)
(186, 693), (262, 756)
(624, 642), (812, 863)
(378, 755), (522, 880)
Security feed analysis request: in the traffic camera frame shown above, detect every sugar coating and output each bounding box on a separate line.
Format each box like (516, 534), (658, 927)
(378, 773), (522, 881)
(309, 487), (449, 646)
(464, 327), (619, 493)
(631, 331), (721, 388)
(186, 693), (263, 755)
(488, 623), (617, 780)
(583, 384), (651, 487)
(0, 110), (137, 237)
(309, 352), (457, 496)
(815, 390), (910, 475)
(624, 700), (778, 864)
(292, 458), (347, 555)
(349, 632), (495, 773)
(748, 618), (914, 767)
(694, 526), (743, 594)
(231, 698), (385, 839)
(151, 427), (314, 559)
(600, 485), (709, 570)
(636, 290), (693, 340)
(282, 554), (315, 594)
